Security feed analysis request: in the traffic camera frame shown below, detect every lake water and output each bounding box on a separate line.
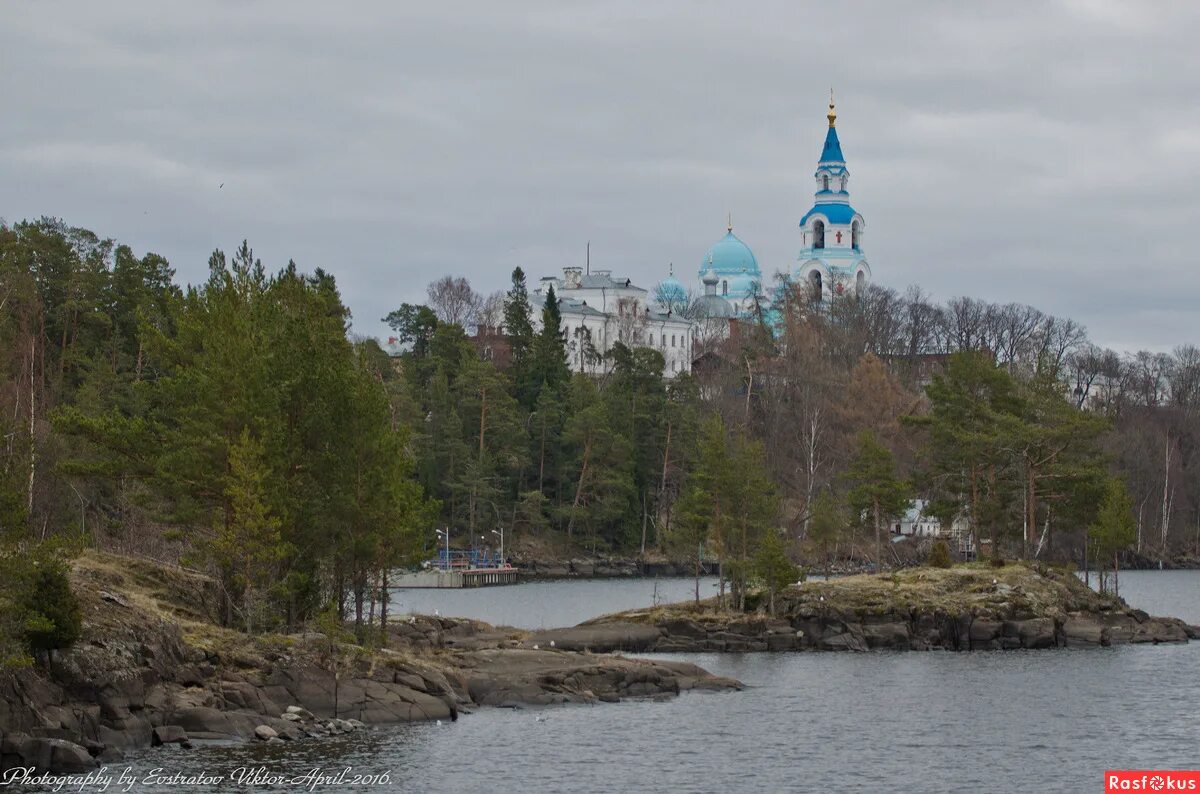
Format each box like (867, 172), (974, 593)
(56, 571), (1200, 793)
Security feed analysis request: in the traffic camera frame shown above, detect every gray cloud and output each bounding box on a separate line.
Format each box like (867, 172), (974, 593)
(3, 0), (1199, 350)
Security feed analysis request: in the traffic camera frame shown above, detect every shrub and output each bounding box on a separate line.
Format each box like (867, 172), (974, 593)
(22, 560), (82, 654)
(989, 554), (1006, 568)
(928, 540), (953, 569)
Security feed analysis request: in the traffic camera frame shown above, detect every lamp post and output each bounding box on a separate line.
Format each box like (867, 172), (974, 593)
(485, 502), (506, 568)
(491, 527), (504, 567)
(435, 528), (450, 571)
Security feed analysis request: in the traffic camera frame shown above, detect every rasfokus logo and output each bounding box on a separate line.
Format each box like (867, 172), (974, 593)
(1107, 771), (1200, 791)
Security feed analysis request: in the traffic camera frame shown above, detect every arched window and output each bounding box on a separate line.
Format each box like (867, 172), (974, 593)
(851, 220), (862, 250)
(813, 220), (825, 250)
(722, 280), (728, 296)
(808, 270), (823, 302)
(661, 333), (666, 347)
(671, 334), (676, 347)
(822, 174), (829, 191)
(856, 270), (866, 293)
(840, 176), (847, 191)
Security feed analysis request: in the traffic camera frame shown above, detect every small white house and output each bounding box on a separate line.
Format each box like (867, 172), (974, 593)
(893, 499), (975, 556)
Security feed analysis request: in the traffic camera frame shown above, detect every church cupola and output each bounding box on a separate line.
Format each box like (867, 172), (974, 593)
(813, 91), (850, 201)
(796, 92), (871, 300)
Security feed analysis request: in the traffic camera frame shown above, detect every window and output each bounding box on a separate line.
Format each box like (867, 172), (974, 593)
(661, 333), (666, 347)
(856, 270), (865, 293)
(808, 270), (823, 302)
(722, 280), (728, 296)
(671, 334), (676, 347)
(671, 360), (677, 373)
(852, 220), (861, 249)
(822, 174), (829, 191)
(813, 220), (825, 250)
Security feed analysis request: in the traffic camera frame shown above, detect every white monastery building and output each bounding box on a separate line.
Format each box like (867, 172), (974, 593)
(529, 94), (874, 378)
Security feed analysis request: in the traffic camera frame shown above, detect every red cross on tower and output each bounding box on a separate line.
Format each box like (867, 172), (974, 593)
(835, 230), (843, 244)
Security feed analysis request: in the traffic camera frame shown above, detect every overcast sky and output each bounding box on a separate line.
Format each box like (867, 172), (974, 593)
(3, 1), (1200, 351)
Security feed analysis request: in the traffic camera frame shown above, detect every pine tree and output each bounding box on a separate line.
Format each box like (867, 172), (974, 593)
(753, 529), (800, 615)
(845, 430), (910, 573)
(530, 284), (570, 399)
(918, 351), (1022, 559)
(215, 429), (284, 633)
(1090, 477), (1136, 596)
(806, 490), (843, 579)
(503, 267), (536, 406)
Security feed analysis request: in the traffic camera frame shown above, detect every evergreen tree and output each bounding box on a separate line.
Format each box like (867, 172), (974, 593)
(753, 529), (800, 615)
(1090, 477), (1137, 596)
(215, 429), (285, 633)
(529, 284), (570, 399)
(806, 490), (843, 579)
(918, 351), (1022, 558)
(561, 376), (635, 547)
(503, 267), (536, 406)
(845, 430), (910, 572)
(674, 415), (777, 609)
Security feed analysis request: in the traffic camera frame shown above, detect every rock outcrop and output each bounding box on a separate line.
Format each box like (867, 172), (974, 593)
(0, 552), (739, 775)
(574, 563), (1198, 654)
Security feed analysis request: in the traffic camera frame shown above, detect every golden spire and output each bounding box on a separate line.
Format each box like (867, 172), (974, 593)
(827, 87), (837, 128)
(727, 211), (733, 232)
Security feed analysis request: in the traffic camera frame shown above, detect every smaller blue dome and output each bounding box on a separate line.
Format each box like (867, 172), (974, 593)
(699, 230), (759, 277)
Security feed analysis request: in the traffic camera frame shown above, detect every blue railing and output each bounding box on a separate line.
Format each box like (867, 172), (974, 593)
(436, 548), (506, 571)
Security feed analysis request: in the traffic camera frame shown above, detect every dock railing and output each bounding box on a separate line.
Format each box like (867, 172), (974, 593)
(436, 548), (510, 571)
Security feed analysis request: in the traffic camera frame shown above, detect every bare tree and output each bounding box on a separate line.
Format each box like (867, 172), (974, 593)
(992, 303), (1043, 372)
(477, 289), (506, 333)
(426, 275), (482, 328)
(1031, 315), (1086, 378)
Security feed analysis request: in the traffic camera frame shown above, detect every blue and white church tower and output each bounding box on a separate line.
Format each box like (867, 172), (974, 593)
(796, 93), (870, 301)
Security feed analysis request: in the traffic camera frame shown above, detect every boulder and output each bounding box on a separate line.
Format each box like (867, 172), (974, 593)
(254, 725), (278, 741)
(861, 622), (911, 650)
(1131, 618), (1189, 644)
(765, 633), (799, 652)
(173, 706), (245, 739)
(819, 631), (867, 652)
(1061, 616), (1105, 647)
(1005, 618), (1056, 649)
(968, 619), (1002, 649)
(7, 737), (97, 773)
(151, 725), (190, 746)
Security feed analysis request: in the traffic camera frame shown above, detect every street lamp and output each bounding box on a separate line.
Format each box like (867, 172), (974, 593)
(491, 527), (504, 567)
(434, 528), (450, 571)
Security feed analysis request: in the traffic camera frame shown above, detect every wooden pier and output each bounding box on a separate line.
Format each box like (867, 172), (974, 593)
(391, 567), (519, 589)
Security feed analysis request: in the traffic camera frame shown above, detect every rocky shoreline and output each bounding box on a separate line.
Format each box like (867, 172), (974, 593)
(0, 553), (739, 775)
(528, 563), (1200, 654)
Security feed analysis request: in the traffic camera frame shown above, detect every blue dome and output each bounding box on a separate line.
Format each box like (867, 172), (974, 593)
(799, 203), (860, 227)
(699, 230), (759, 277)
